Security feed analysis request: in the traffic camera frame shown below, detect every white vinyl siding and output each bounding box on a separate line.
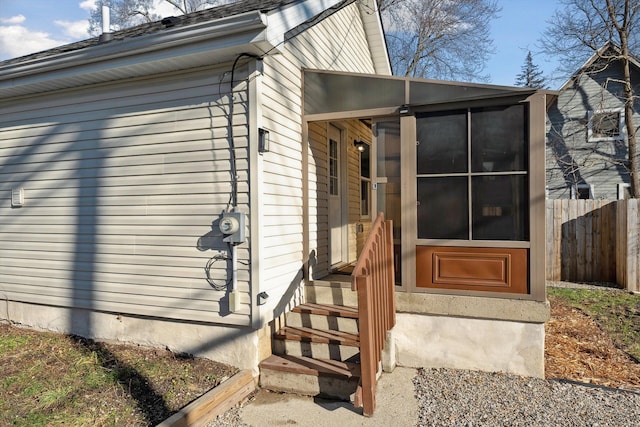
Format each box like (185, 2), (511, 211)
(0, 65), (251, 325)
(0, 1), (382, 327)
(308, 122), (330, 276)
(259, 2), (376, 295)
(285, 3), (376, 73)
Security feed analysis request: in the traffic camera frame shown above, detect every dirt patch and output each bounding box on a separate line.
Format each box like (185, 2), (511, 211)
(545, 295), (640, 389)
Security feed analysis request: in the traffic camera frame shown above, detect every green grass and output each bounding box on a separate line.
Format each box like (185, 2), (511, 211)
(548, 287), (640, 361)
(0, 334), (30, 354)
(0, 323), (236, 426)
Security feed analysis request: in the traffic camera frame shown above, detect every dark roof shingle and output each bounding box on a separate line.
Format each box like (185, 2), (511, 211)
(1, 0), (298, 66)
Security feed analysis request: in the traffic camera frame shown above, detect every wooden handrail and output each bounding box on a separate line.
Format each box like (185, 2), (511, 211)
(351, 212), (396, 417)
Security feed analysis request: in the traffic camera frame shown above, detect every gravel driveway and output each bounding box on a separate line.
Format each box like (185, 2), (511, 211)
(414, 368), (640, 427)
(209, 366), (639, 426)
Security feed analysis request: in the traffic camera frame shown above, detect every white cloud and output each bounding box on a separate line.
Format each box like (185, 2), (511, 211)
(0, 25), (64, 60)
(79, 0), (98, 12)
(151, 0), (180, 17)
(0, 15), (27, 25)
(0, 6), (90, 61)
(54, 20), (90, 39)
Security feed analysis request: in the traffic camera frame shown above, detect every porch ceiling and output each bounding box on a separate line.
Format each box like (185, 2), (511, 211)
(303, 69), (538, 117)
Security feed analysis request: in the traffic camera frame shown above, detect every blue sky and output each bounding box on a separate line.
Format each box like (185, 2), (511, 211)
(0, 0), (94, 58)
(487, 0), (562, 87)
(0, 0), (565, 88)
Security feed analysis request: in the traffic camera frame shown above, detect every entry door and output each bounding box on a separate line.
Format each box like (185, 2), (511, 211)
(328, 124), (347, 267)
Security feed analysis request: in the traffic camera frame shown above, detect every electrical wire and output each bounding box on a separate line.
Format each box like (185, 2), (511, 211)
(357, 0), (378, 15)
(206, 1), (364, 286)
(204, 243), (250, 291)
(222, 53), (261, 212)
(204, 253), (232, 291)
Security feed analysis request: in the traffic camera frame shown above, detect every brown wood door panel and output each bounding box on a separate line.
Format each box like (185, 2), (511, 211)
(416, 246), (528, 294)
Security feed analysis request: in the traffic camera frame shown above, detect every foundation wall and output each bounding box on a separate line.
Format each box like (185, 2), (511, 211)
(2, 300), (260, 373)
(392, 312), (545, 378)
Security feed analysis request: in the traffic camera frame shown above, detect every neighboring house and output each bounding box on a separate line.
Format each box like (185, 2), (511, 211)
(0, 0), (550, 383)
(547, 42), (640, 199)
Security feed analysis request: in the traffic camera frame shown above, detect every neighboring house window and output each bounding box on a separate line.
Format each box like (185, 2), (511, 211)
(587, 109), (625, 142)
(618, 183), (631, 200)
(360, 143), (371, 217)
(570, 183), (594, 199)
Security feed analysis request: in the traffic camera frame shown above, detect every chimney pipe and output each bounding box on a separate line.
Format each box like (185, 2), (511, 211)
(99, 5), (113, 42)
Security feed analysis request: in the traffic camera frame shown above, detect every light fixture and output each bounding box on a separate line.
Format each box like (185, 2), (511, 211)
(399, 104), (410, 115)
(257, 291), (269, 305)
(258, 128), (270, 153)
(353, 139), (367, 152)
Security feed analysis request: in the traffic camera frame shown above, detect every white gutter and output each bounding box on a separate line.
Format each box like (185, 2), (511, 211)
(0, 11), (270, 96)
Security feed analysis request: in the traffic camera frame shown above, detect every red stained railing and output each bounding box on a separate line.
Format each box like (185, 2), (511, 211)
(351, 212), (396, 417)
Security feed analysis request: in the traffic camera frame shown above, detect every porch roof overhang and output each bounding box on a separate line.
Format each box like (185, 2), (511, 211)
(303, 69), (541, 119)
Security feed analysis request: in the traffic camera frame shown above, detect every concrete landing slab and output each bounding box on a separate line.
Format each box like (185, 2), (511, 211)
(239, 367), (418, 426)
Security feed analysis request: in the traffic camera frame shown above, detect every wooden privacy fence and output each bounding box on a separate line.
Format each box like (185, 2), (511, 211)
(351, 212), (396, 417)
(546, 199), (640, 292)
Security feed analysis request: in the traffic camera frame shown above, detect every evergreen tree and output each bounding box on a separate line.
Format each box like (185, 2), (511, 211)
(515, 51), (546, 88)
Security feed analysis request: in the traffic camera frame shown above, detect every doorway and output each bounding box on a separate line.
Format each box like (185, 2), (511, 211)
(328, 124), (347, 268)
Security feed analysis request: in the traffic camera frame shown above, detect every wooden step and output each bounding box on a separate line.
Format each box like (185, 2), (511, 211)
(260, 354), (360, 379)
(259, 354), (360, 400)
(274, 326), (360, 347)
(272, 338), (360, 361)
(286, 310), (359, 334)
(293, 303), (359, 318)
(287, 303), (359, 334)
(306, 280), (358, 307)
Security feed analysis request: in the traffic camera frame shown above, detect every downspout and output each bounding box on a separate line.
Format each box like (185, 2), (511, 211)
(226, 58), (240, 313)
(225, 53), (261, 315)
(248, 58), (266, 328)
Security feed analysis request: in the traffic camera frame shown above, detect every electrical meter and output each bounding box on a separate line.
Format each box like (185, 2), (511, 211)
(219, 211), (245, 243)
(220, 216), (239, 235)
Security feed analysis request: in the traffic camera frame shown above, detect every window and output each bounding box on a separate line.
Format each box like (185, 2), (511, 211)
(588, 109), (625, 142)
(329, 139), (339, 196)
(570, 183), (594, 199)
(416, 104), (529, 241)
(359, 143), (371, 217)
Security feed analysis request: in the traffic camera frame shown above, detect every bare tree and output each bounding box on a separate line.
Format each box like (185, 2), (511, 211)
(89, 0), (158, 34)
(164, 0), (222, 14)
(88, 0), (229, 35)
(515, 51), (546, 89)
(541, 0), (640, 197)
(378, 0), (500, 81)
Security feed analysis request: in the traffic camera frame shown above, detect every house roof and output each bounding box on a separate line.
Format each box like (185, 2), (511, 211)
(0, 0), (300, 67)
(558, 41), (640, 91)
(0, 0), (390, 98)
